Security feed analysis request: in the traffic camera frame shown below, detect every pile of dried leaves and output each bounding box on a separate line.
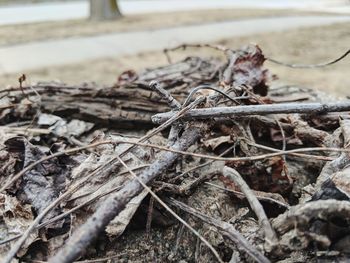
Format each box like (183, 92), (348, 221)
(1, 44), (350, 263)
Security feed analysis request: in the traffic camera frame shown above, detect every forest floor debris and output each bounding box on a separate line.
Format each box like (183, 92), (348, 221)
(0, 43), (350, 262)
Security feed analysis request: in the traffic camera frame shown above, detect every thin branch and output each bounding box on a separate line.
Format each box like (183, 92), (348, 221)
(241, 138), (334, 161)
(114, 154), (224, 263)
(182, 85), (246, 107)
(266, 48), (350, 68)
(152, 102), (350, 124)
(205, 182), (290, 209)
(113, 140), (350, 162)
(222, 166), (278, 248)
(149, 80), (181, 110)
(1, 165), (149, 245)
(49, 126), (203, 263)
(167, 198), (270, 263)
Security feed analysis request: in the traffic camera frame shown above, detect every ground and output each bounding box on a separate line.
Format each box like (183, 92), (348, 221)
(0, 9), (332, 46)
(0, 21), (348, 97)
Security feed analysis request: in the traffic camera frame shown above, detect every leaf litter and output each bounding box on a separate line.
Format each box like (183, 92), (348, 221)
(0, 44), (350, 262)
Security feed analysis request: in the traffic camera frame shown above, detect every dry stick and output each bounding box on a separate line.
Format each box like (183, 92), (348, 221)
(152, 101), (350, 124)
(0, 185), (123, 246)
(240, 85), (287, 159)
(149, 80), (181, 110)
(4, 101), (201, 263)
(145, 196), (155, 240)
(49, 126), (204, 263)
(111, 140), (350, 162)
(266, 48), (350, 68)
(316, 119), (350, 188)
(222, 166), (278, 249)
(240, 137), (334, 161)
(149, 80), (182, 146)
(114, 154), (224, 263)
(205, 182), (289, 209)
(182, 85), (245, 107)
(1, 165), (149, 246)
(167, 124), (182, 146)
(66, 164), (150, 203)
(167, 198), (270, 263)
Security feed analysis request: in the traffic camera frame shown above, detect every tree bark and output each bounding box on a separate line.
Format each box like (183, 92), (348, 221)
(90, 0), (122, 21)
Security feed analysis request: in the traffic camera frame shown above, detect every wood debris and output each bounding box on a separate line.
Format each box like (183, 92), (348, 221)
(0, 44), (350, 262)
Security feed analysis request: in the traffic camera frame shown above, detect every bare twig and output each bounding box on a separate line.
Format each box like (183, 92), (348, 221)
(149, 80), (183, 146)
(167, 198), (270, 263)
(222, 166), (278, 249)
(267, 48), (350, 68)
(149, 80), (181, 110)
(114, 154), (224, 263)
(316, 119), (350, 188)
(49, 126), (205, 263)
(146, 196), (155, 240)
(152, 101), (350, 124)
(182, 85), (246, 107)
(242, 138), (334, 161)
(111, 140), (350, 162)
(205, 182), (290, 209)
(1, 166), (149, 245)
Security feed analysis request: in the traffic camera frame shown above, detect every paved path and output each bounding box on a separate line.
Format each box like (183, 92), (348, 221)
(0, 15), (349, 74)
(0, 0), (349, 25)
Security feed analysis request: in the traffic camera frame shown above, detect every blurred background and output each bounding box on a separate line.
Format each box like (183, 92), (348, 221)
(0, 0), (349, 96)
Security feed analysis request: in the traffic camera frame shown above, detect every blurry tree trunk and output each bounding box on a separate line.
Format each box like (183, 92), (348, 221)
(90, 0), (122, 20)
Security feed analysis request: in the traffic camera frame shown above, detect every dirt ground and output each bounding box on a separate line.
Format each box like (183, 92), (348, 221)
(1, 22), (348, 97)
(0, 8), (334, 46)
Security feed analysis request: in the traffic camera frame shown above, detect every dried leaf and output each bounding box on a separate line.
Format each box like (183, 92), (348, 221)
(106, 189), (148, 238)
(0, 193), (37, 258)
(38, 113), (93, 138)
(203, 135), (232, 151)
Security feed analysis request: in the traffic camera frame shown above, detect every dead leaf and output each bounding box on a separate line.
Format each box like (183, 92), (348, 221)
(106, 189), (148, 238)
(0, 193), (38, 258)
(203, 135), (232, 151)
